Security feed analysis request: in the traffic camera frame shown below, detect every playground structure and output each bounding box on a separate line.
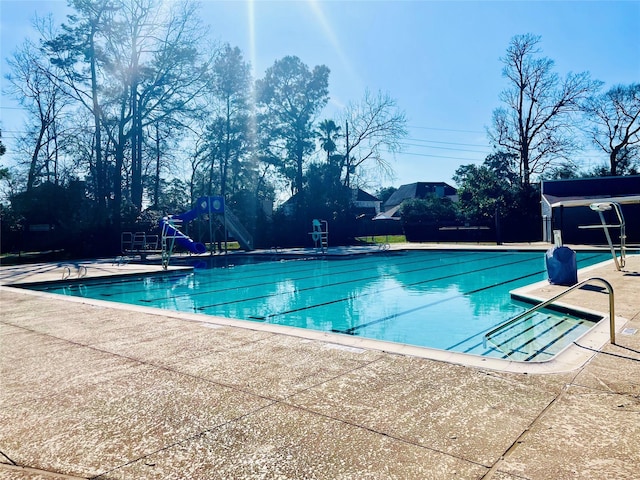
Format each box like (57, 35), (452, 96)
(309, 219), (329, 253)
(121, 196), (253, 269)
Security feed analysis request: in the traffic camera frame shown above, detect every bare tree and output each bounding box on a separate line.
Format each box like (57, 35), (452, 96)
(341, 90), (407, 188)
(488, 33), (600, 185)
(109, 0), (213, 210)
(5, 34), (71, 191)
(44, 0), (116, 215)
(582, 83), (640, 176)
(44, 0), (212, 220)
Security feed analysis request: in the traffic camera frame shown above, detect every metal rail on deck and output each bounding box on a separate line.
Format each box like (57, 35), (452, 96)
(484, 277), (616, 352)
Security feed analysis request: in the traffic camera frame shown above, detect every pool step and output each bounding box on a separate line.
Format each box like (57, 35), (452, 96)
(485, 311), (591, 361)
(456, 310), (596, 361)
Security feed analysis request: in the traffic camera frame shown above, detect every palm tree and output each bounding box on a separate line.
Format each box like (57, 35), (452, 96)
(316, 119), (342, 163)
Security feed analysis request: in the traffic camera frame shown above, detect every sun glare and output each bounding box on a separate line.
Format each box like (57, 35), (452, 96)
(307, 0), (363, 92)
(247, 0), (257, 81)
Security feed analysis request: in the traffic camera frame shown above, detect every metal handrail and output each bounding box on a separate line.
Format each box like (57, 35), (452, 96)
(483, 277), (616, 351)
(61, 264), (88, 280)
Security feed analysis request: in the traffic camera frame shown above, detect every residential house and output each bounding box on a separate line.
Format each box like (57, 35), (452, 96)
(281, 187), (381, 218)
(377, 182), (458, 219)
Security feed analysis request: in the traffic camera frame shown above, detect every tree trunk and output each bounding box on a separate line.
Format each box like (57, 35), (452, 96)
(130, 29), (143, 211)
(609, 148), (619, 176)
(130, 87), (142, 209)
(154, 123), (161, 208)
(296, 148), (304, 194)
(27, 123), (47, 191)
(343, 120), (350, 188)
(112, 124), (126, 227)
(90, 32), (106, 219)
(222, 96), (231, 198)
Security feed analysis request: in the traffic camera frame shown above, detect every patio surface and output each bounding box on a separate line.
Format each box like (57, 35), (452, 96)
(1, 245), (639, 479)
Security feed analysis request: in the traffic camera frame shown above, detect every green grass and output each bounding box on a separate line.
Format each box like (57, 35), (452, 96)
(355, 235), (406, 244)
(203, 241), (241, 251)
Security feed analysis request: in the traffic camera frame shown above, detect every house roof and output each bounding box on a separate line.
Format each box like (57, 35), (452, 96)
(372, 205), (402, 220)
(280, 187), (379, 208)
(383, 182), (456, 209)
(354, 188), (380, 202)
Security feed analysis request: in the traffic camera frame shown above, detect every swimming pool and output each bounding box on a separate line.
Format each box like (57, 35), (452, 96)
(28, 250), (610, 361)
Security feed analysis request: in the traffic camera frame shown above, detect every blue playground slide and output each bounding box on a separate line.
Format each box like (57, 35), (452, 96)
(160, 196), (253, 253)
(160, 215), (207, 254)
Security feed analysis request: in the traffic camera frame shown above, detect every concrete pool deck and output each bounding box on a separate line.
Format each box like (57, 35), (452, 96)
(1, 246), (639, 479)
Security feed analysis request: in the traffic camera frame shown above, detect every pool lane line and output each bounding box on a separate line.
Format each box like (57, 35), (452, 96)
(328, 252), (605, 336)
(138, 252), (489, 304)
(265, 255), (550, 323)
(197, 250), (602, 316)
(143, 251), (486, 301)
(130, 251), (510, 308)
(104, 250), (489, 300)
(191, 250), (603, 311)
(95, 250), (470, 296)
(189, 251), (512, 307)
(331, 267), (550, 335)
(193, 252), (534, 312)
(59, 250), (476, 298)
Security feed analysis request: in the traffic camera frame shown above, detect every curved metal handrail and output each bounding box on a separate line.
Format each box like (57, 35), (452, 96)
(483, 277), (616, 351)
(61, 264), (89, 279)
(77, 265), (87, 278)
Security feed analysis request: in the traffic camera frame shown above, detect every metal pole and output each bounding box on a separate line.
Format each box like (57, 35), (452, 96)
(597, 210), (620, 271)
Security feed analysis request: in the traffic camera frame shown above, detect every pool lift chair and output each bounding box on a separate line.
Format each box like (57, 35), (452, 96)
(579, 201), (626, 271)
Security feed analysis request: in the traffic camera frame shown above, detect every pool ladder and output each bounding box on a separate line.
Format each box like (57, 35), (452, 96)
(483, 277), (616, 353)
(62, 264), (88, 280)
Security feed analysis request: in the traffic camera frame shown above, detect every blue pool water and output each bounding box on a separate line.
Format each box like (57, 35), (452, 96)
(30, 250), (610, 360)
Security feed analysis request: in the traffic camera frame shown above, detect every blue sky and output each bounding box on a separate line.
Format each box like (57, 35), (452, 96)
(1, 0), (639, 189)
